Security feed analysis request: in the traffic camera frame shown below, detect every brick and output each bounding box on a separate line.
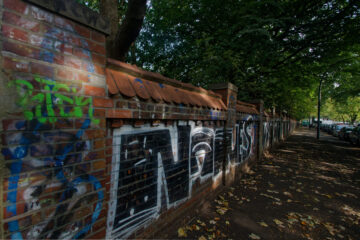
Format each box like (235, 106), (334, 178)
(3, 57), (29, 72)
(2, 119), (26, 131)
(77, 72), (90, 82)
(30, 62), (54, 78)
(111, 119), (124, 128)
(86, 130), (106, 139)
(54, 119), (73, 129)
(93, 97), (113, 108)
(2, 24), (29, 42)
(91, 218), (106, 233)
(91, 31), (106, 43)
(91, 53), (106, 65)
(87, 150), (105, 161)
(94, 64), (105, 75)
(134, 120), (145, 127)
(28, 34), (50, 49)
(3, 41), (40, 59)
(29, 6), (54, 24)
(56, 68), (74, 80)
(93, 160), (106, 170)
(81, 61), (94, 74)
(64, 56), (82, 69)
(73, 47), (91, 60)
(54, 54), (65, 65)
(94, 109), (106, 117)
(84, 85), (106, 97)
(2, 11), (41, 32)
(30, 144), (53, 157)
(105, 147), (112, 155)
(54, 41), (72, 54)
(74, 24), (91, 39)
(87, 229), (106, 239)
(116, 100), (127, 108)
(87, 40), (106, 55)
(94, 139), (105, 150)
(3, 0), (27, 14)
(64, 32), (81, 46)
(106, 109), (132, 118)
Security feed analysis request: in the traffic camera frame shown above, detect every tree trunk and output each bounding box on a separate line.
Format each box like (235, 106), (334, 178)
(100, 0), (119, 53)
(317, 79), (323, 140)
(100, 0), (147, 61)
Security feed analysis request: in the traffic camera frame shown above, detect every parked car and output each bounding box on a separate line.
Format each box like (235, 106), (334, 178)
(349, 127), (360, 146)
(338, 126), (354, 140)
(332, 124), (346, 137)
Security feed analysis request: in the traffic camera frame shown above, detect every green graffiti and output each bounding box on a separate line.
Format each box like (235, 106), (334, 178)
(9, 76), (100, 124)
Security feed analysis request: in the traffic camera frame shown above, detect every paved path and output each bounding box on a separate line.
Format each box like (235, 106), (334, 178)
(161, 128), (360, 240)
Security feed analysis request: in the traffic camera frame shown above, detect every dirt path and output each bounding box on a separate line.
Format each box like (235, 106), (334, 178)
(162, 128), (360, 240)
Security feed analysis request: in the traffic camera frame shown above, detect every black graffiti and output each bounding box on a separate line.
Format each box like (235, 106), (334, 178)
(113, 127), (190, 236)
(214, 129), (234, 174)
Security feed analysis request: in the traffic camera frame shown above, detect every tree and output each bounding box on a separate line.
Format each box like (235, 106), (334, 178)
(135, 0), (360, 119)
(78, 0), (147, 61)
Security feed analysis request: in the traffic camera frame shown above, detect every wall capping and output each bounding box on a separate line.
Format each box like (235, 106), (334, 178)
(208, 82), (238, 92)
(107, 58), (223, 99)
(24, 0), (110, 34)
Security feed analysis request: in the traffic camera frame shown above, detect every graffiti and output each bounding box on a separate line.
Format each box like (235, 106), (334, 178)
(9, 77), (99, 124)
(237, 116), (256, 162)
(108, 122), (241, 238)
(2, 9), (102, 239)
(263, 122), (270, 149)
(108, 124), (190, 238)
(214, 128), (234, 174)
(190, 127), (214, 180)
(2, 119), (103, 239)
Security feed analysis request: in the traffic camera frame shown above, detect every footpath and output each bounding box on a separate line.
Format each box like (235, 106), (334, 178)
(157, 127), (360, 240)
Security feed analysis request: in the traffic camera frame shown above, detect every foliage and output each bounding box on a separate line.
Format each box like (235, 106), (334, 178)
(77, 0), (360, 120)
(321, 97), (360, 123)
(135, 0), (360, 119)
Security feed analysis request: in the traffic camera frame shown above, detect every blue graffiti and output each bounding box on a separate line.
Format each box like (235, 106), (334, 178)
(3, 25), (103, 239)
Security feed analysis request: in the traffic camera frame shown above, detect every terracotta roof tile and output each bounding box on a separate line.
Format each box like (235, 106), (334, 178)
(236, 103), (258, 114)
(106, 69), (119, 95)
(129, 77), (151, 100)
(217, 98), (227, 110)
(106, 59), (228, 110)
(168, 86), (182, 104)
(143, 80), (161, 102)
(156, 83), (172, 103)
(177, 88), (189, 105)
(107, 69), (136, 97)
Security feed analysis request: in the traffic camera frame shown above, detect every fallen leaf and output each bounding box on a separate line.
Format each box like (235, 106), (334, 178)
(198, 236), (206, 240)
(258, 221), (268, 227)
(249, 233), (261, 239)
(209, 220), (216, 225)
(225, 221), (230, 225)
(178, 227), (187, 237)
(273, 218), (284, 227)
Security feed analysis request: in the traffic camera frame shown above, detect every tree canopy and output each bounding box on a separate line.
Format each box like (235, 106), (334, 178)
(79, 0), (360, 119)
(135, 0), (360, 119)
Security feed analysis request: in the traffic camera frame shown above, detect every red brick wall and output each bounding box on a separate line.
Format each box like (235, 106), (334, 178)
(0, 1), (296, 239)
(0, 0), (108, 238)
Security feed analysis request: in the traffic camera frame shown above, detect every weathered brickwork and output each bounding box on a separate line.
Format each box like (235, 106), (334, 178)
(0, 1), (297, 239)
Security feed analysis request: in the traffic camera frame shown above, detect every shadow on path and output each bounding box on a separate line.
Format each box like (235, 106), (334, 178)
(161, 127), (360, 240)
